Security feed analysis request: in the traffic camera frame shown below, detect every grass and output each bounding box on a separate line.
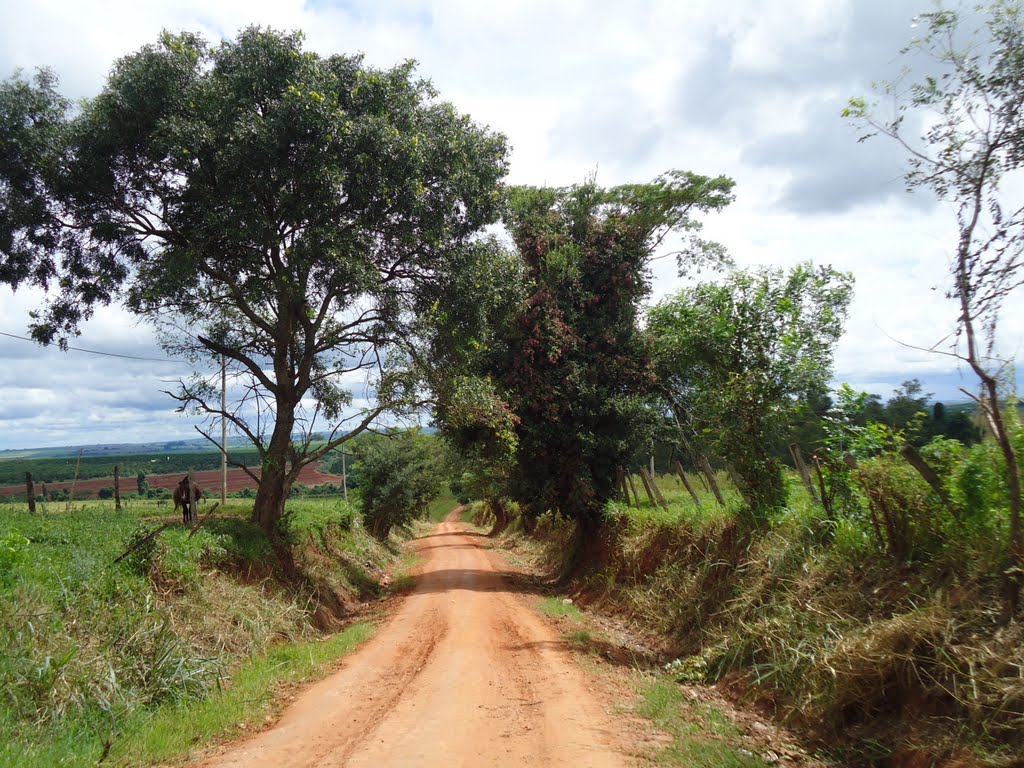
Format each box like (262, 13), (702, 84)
(549, 462), (1024, 764)
(0, 495), (397, 767)
(637, 678), (768, 767)
(388, 550), (422, 593)
(427, 493), (460, 522)
(0, 621), (376, 768)
(536, 595), (583, 619)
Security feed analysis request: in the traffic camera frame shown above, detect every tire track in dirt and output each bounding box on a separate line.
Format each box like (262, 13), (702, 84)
(194, 509), (630, 767)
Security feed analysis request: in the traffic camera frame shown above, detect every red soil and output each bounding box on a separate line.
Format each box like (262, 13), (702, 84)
(0, 465), (346, 498)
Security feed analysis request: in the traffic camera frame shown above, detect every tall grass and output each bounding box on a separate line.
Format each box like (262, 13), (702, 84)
(0, 495), (394, 765)
(555, 459), (1024, 763)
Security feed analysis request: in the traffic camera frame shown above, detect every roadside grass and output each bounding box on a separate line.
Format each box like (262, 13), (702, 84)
(560, 466), (1024, 763)
(0, 620), (376, 768)
(427, 493), (459, 522)
(0, 495), (396, 767)
(563, 628), (596, 652)
(638, 678), (768, 768)
(537, 596), (583, 619)
(388, 550), (423, 593)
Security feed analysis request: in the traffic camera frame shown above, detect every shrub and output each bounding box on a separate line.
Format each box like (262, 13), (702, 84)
(358, 431), (442, 539)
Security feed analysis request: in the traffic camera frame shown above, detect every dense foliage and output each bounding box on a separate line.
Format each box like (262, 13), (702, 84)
(491, 174), (734, 532)
(651, 263), (853, 518)
(357, 431), (443, 539)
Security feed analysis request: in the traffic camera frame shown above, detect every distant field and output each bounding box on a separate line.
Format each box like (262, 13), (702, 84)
(0, 464), (346, 499)
(0, 449), (263, 487)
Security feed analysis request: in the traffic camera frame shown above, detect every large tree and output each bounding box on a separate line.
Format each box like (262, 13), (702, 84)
(650, 263), (853, 518)
(0, 29), (508, 531)
(493, 173), (735, 534)
(846, 2), (1024, 613)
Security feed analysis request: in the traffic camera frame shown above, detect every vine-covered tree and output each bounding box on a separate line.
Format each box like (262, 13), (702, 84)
(651, 263), (853, 518)
(846, 2), (1024, 614)
(494, 173), (735, 535)
(0, 28), (508, 531)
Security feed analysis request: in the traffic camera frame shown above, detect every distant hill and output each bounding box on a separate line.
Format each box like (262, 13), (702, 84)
(0, 436), (256, 461)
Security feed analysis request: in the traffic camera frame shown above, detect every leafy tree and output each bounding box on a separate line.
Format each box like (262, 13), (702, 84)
(884, 378), (932, 444)
(494, 173), (735, 534)
(358, 430), (443, 539)
(651, 263), (853, 518)
(136, 473), (148, 496)
(846, 3), (1024, 612)
(0, 68), (67, 286)
(0, 29), (508, 532)
(424, 240), (526, 529)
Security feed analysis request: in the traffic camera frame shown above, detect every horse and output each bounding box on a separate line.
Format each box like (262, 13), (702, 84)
(173, 476), (204, 523)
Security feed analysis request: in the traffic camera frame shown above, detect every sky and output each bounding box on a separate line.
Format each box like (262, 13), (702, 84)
(0, 0), (1021, 451)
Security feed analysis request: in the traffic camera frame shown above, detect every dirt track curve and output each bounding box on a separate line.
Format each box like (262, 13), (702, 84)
(194, 508), (630, 768)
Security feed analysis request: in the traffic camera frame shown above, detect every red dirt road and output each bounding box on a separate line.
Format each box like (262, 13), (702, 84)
(194, 509), (631, 767)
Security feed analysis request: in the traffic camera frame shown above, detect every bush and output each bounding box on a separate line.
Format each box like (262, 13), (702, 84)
(358, 431), (442, 538)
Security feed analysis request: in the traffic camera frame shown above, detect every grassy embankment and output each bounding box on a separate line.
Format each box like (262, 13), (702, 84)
(474, 464), (1024, 766)
(0, 496), (399, 767)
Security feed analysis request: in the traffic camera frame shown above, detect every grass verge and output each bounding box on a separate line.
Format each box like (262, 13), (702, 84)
(637, 678), (767, 767)
(0, 497), (397, 767)
(0, 621), (376, 768)
(537, 595), (583, 619)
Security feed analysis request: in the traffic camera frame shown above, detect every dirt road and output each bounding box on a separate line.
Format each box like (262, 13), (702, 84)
(195, 509), (631, 767)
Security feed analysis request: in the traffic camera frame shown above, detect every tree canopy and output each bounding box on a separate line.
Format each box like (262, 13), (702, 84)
(439, 173), (735, 534)
(651, 262), (853, 516)
(0, 28), (509, 530)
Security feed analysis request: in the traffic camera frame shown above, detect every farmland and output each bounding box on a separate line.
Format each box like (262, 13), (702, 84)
(0, 463), (347, 501)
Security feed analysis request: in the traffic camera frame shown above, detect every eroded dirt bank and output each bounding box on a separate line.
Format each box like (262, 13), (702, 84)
(194, 509), (630, 767)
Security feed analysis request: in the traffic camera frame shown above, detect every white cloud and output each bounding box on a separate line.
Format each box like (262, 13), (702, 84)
(0, 0), (1021, 449)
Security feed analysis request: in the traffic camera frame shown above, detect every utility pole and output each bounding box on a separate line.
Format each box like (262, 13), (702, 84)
(342, 449), (348, 503)
(221, 355), (227, 505)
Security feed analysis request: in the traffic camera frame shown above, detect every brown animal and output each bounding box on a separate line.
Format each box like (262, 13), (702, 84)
(173, 476), (204, 523)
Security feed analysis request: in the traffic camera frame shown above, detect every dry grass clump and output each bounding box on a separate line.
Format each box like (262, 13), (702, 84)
(163, 572), (314, 657)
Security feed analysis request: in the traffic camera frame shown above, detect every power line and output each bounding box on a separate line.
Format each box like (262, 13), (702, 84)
(0, 329), (187, 364)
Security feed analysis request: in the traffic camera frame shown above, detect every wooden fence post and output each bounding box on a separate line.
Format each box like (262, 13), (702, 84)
(67, 447), (83, 513)
(625, 473), (642, 508)
(811, 455), (832, 517)
(674, 461), (702, 507)
(639, 466), (669, 509)
(789, 443), (820, 503)
(636, 468), (659, 507)
(616, 467), (631, 507)
(113, 465), (122, 512)
(25, 472), (36, 514)
(699, 456), (726, 506)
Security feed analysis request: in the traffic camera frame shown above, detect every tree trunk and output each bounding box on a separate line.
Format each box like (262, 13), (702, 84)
(252, 412), (297, 533)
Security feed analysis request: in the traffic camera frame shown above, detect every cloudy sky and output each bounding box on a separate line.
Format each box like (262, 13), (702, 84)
(1, 0), (1021, 451)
